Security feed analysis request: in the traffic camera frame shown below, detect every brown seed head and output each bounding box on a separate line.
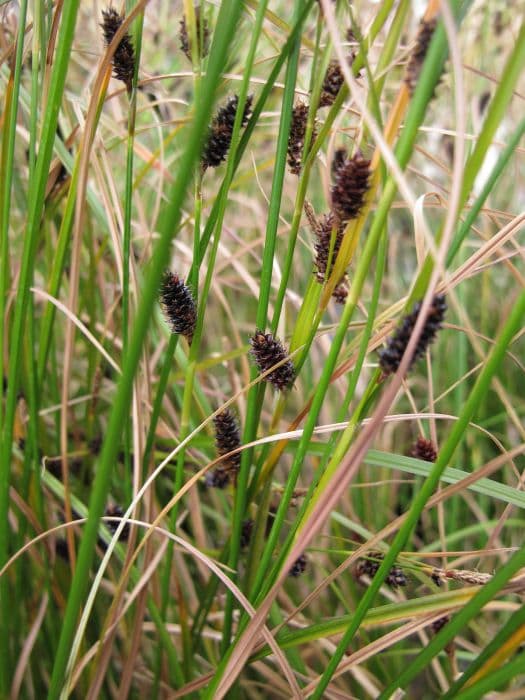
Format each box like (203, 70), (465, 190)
(159, 271), (197, 343)
(289, 553), (307, 577)
(179, 6), (210, 62)
(206, 409), (242, 488)
(355, 552), (408, 588)
(287, 101), (317, 176)
(378, 294), (447, 376)
(249, 330), (295, 391)
(405, 18), (438, 96)
(331, 151), (371, 223)
(411, 436), (437, 462)
(101, 7), (135, 93)
(202, 94), (253, 170)
(305, 202), (349, 304)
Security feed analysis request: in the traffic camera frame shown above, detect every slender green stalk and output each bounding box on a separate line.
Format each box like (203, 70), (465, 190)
(447, 116), (525, 265)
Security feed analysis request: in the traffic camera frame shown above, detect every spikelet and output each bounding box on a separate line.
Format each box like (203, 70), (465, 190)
(320, 60), (345, 107)
(378, 294), (447, 376)
(100, 7), (135, 94)
(331, 147), (348, 178)
(431, 615), (450, 635)
(404, 18), (438, 96)
(287, 101), (317, 175)
(104, 503), (130, 541)
(289, 553), (307, 577)
(206, 409), (241, 488)
(159, 271), (197, 343)
(201, 94), (253, 170)
(411, 436), (437, 462)
(179, 6), (210, 62)
(331, 151), (371, 223)
(304, 202), (349, 303)
(249, 330), (295, 391)
(240, 519), (253, 548)
(356, 552), (408, 588)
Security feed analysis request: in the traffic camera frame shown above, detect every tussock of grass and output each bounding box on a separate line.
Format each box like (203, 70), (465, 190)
(0, 0), (524, 697)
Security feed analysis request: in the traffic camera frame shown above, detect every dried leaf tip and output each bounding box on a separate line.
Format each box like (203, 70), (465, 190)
(159, 271), (197, 344)
(179, 6), (210, 62)
(250, 330), (295, 391)
(405, 18), (438, 96)
(202, 94), (253, 171)
(101, 7), (135, 94)
(206, 409), (242, 488)
(378, 294), (447, 376)
(331, 151), (371, 224)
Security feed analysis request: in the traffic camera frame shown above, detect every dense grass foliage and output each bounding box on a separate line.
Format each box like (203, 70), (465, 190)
(1, 0), (524, 697)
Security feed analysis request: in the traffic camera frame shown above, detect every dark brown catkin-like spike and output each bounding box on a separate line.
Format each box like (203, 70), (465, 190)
(240, 519), (253, 548)
(287, 101), (317, 176)
(104, 503), (130, 541)
(320, 60), (345, 108)
(404, 18), (438, 96)
(159, 271), (197, 343)
(206, 409), (241, 488)
(378, 294), (447, 376)
(331, 151), (371, 223)
(201, 94), (253, 171)
(250, 330), (295, 391)
(356, 552), (408, 588)
(411, 436), (437, 463)
(331, 148), (348, 178)
(179, 6), (210, 62)
(289, 553), (307, 577)
(304, 202), (349, 304)
(101, 8), (135, 94)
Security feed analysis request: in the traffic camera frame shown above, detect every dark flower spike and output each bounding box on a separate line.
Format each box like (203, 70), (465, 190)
(320, 60), (345, 108)
(240, 519), (253, 549)
(101, 7), (136, 94)
(356, 552), (408, 588)
(159, 271), (197, 344)
(331, 147), (348, 178)
(204, 469), (230, 489)
(202, 94), (253, 171)
(304, 202), (349, 304)
(104, 503), (130, 541)
(287, 101), (317, 176)
(411, 436), (437, 463)
(249, 330), (295, 391)
(378, 294), (447, 376)
(404, 17), (438, 96)
(289, 553), (307, 577)
(331, 151), (371, 224)
(179, 6), (210, 62)
(206, 408), (241, 488)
